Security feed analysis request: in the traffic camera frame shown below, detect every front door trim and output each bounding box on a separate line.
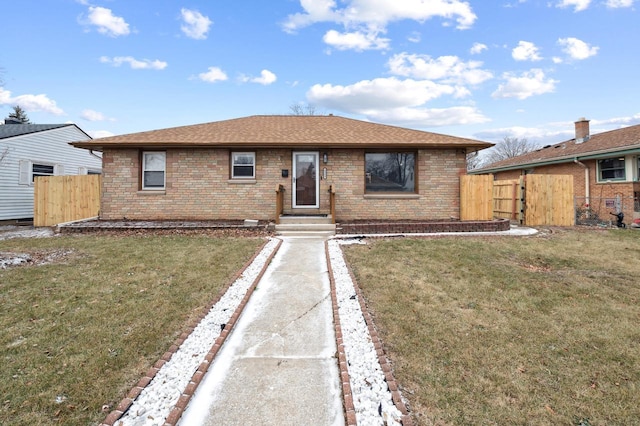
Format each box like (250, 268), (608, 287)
(292, 151), (319, 208)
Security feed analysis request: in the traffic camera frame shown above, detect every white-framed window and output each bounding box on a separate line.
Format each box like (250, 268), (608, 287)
(231, 152), (255, 179)
(598, 157), (626, 181)
(142, 151), (166, 190)
(19, 160), (62, 185)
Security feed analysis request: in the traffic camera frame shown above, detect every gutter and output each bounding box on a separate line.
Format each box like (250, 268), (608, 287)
(573, 158), (590, 206)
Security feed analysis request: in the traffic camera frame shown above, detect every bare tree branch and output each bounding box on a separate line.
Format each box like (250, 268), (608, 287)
(484, 136), (538, 165)
(289, 103), (318, 116)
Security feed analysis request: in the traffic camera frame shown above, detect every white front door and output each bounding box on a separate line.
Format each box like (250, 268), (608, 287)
(292, 152), (319, 208)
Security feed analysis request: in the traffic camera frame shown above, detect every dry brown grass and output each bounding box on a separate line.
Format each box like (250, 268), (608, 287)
(342, 228), (640, 425)
(0, 233), (264, 425)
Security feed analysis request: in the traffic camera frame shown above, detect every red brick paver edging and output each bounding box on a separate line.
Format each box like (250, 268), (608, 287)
(325, 241), (413, 426)
(100, 238), (282, 426)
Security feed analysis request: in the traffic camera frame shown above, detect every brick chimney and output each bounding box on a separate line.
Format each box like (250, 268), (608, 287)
(575, 117), (590, 144)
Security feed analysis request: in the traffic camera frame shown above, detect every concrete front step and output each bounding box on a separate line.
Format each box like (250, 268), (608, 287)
(278, 215), (333, 225)
(274, 222), (336, 236)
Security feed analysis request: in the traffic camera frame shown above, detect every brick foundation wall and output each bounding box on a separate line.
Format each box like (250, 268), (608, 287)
(337, 219), (510, 234)
(101, 148), (468, 221)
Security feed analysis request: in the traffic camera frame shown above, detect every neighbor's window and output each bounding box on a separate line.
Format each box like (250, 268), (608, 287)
(142, 151), (166, 190)
(365, 152), (416, 193)
(32, 164), (55, 182)
(231, 152), (255, 178)
(598, 158), (625, 181)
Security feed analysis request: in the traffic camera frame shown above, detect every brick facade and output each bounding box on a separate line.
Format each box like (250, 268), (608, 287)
(100, 148), (467, 221)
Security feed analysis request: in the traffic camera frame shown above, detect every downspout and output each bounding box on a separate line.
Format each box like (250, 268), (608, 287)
(574, 158), (590, 206)
(89, 150), (102, 161)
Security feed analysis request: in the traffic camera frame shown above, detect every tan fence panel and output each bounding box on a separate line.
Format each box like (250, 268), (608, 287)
(524, 175), (574, 226)
(460, 174), (494, 220)
(493, 178), (522, 221)
(34, 175), (101, 227)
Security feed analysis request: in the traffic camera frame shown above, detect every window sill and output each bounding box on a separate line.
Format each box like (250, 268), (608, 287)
(364, 193), (420, 199)
(137, 190), (166, 195)
(596, 180), (628, 184)
(228, 179), (257, 184)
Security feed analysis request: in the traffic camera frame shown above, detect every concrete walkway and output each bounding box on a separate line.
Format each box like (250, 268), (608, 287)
(179, 237), (345, 426)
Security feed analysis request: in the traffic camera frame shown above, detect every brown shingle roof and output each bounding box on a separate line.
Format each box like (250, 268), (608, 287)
(70, 115), (492, 150)
(476, 123), (640, 172)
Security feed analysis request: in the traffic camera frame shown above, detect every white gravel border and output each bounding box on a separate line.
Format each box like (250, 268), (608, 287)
(328, 238), (403, 425)
(117, 238), (280, 426)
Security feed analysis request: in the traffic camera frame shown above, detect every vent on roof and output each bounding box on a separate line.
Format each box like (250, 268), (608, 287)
(4, 118), (23, 125)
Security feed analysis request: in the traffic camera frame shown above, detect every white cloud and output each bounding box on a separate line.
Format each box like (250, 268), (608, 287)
(323, 29), (390, 51)
(241, 69), (277, 85)
(470, 42), (488, 54)
(555, 0), (591, 11)
(512, 41), (542, 61)
(605, 0), (634, 7)
(387, 53), (493, 86)
(81, 109), (115, 122)
(198, 67), (228, 83)
(283, 0), (477, 50)
(492, 69), (558, 100)
(408, 31), (421, 43)
(180, 8), (212, 40)
(89, 130), (116, 139)
(557, 37), (598, 60)
(83, 6), (130, 37)
(365, 106), (490, 127)
(99, 56), (168, 70)
(0, 88), (64, 115)
(307, 77), (459, 112)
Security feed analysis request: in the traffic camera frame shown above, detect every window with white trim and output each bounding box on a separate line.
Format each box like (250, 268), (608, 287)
(598, 158), (625, 181)
(32, 163), (55, 181)
(231, 152), (255, 178)
(142, 152), (166, 190)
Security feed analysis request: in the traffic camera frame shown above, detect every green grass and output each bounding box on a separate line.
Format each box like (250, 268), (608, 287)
(342, 229), (640, 425)
(0, 233), (264, 425)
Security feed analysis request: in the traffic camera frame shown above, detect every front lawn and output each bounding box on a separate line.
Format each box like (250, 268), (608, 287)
(0, 233), (264, 425)
(342, 229), (640, 425)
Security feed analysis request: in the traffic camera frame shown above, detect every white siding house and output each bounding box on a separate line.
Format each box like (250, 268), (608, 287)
(0, 123), (101, 221)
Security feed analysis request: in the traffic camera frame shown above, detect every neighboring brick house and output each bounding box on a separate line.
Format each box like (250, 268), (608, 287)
(70, 115), (491, 222)
(473, 118), (640, 223)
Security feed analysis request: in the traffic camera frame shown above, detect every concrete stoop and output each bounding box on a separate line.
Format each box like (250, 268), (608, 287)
(275, 215), (336, 237)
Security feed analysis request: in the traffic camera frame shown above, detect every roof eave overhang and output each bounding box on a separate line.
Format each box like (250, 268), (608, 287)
(471, 144), (640, 174)
(71, 141), (493, 150)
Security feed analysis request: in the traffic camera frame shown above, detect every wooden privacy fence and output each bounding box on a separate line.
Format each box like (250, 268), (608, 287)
(461, 174), (575, 226)
(34, 175), (101, 227)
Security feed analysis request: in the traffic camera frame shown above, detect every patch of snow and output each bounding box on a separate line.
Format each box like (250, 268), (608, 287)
(0, 226), (55, 241)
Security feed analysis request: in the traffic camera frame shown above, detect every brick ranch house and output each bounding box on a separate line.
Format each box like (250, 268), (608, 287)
(70, 115), (493, 224)
(472, 118), (640, 223)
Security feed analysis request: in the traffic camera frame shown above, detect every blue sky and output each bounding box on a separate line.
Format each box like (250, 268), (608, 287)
(1, 0), (638, 147)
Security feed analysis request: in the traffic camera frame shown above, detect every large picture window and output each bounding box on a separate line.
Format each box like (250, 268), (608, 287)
(598, 158), (625, 181)
(231, 152), (255, 178)
(142, 151), (166, 190)
(365, 152), (416, 193)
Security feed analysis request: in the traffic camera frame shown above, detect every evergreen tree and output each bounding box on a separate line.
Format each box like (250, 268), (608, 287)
(7, 105), (31, 123)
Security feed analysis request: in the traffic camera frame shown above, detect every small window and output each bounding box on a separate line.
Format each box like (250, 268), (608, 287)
(365, 152), (416, 193)
(598, 158), (625, 181)
(32, 164), (55, 182)
(231, 152), (255, 178)
(142, 152), (166, 190)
